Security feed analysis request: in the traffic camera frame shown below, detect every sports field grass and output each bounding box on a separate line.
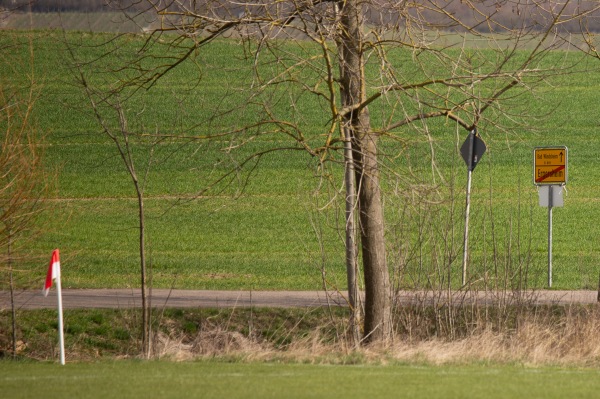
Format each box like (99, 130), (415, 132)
(2, 30), (600, 291)
(2, 360), (600, 399)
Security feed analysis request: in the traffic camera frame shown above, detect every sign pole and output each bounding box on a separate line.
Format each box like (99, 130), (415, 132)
(461, 130), (475, 286)
(547, 186), (553, 288)
(534, 147), (566, 289)
(460, 128), (486, 287)
(462, 167), (472, 286)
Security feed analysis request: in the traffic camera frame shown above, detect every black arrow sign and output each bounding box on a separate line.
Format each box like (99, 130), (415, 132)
(460, 130), (487, 172)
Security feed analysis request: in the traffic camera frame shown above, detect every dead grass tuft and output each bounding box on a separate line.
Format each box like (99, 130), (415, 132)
(191, 330), (265, 356)
(153, 329), (270, 361)
(387, 305), (600, 366)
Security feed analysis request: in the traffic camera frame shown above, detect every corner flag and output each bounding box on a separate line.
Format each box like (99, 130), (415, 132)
(43, 248), (65, 365)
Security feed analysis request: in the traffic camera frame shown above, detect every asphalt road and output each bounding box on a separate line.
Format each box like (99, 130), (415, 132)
(1, 289), (598, 310)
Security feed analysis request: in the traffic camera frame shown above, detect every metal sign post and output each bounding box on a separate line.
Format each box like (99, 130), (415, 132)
(460, 129), (486, 286)
(463, 165), (473, 286)
(534, 147), (567, 288)
(548, 185), (555, 288)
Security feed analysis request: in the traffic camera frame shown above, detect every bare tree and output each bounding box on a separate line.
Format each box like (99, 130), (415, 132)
(62, 32), (154, 356)
(75, 88), (154, 358)
(85, 0), (597, 344)
(0, 39), (49, 359)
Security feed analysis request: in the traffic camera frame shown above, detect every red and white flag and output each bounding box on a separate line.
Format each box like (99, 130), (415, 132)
(42, 248), (66, 364)
(43, 249), (61, 297)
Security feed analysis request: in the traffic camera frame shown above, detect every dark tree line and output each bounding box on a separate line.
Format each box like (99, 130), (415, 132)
(0, 0), (140, 13)
(3, 0), (600, 32)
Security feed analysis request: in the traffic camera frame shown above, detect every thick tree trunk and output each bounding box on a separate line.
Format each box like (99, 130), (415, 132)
(343, 124), (360, 345)
(337, 0), (391, 344)
(354, 129), (391, 343)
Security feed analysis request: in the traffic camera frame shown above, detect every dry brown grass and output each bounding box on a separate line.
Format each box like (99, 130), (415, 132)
(149, 305), (600, 367)
(154, 330), (264, 361)
(388, 305), (600, 366)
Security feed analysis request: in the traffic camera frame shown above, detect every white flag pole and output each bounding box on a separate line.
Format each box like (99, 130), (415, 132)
(55, 270), (65, 365)
(44, 249), (65, 365)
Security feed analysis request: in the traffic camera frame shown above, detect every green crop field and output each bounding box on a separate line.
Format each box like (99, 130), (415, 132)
(2, 30), (600, 292)
(3, 360), (600, 399)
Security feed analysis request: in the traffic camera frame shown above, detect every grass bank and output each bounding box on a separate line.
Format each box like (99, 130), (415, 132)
(4, 304), (600, 367)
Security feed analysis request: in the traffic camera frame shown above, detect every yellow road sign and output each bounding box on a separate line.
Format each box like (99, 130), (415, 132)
(534, 147), (567, 185)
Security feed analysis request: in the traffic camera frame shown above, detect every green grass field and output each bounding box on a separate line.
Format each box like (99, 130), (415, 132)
(2, 30), (600, 291)
(2, 360), (600, 399)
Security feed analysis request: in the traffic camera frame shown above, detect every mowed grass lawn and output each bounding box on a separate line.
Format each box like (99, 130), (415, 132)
(2, 30), (600, 291)
(3, 360), (600, 399)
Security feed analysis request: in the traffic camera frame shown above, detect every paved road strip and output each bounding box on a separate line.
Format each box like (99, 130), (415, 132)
(1, 289), (598, 310)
